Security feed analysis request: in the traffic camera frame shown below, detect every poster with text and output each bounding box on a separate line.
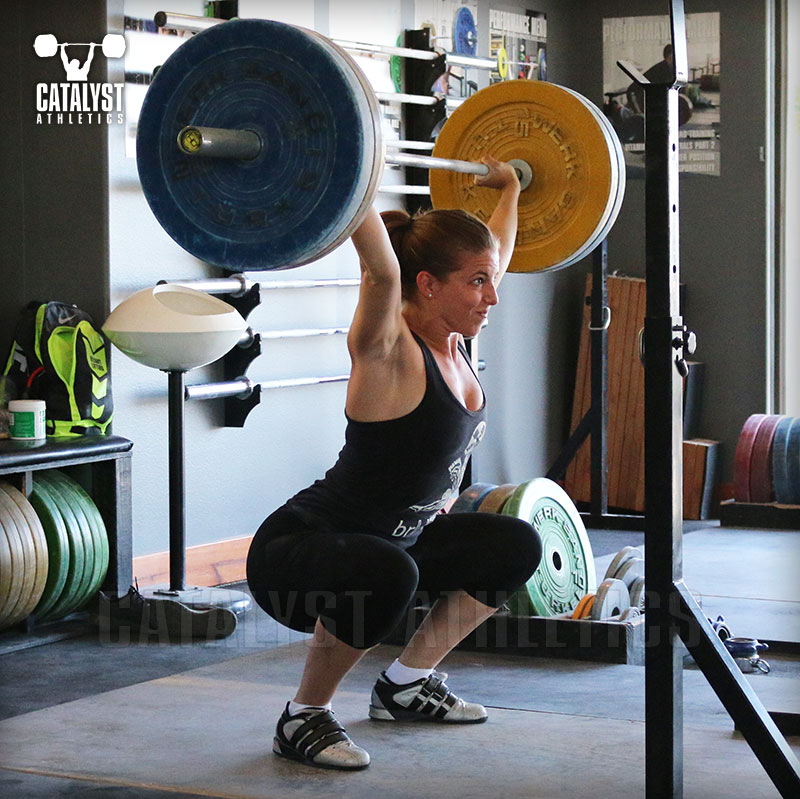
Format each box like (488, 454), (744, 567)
(602, 12), (720, 176)
(489, 9), (547, 84)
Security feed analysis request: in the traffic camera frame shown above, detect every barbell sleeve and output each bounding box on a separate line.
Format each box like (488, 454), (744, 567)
(154, 11), (225, 32)
(177, 126), (262, 159)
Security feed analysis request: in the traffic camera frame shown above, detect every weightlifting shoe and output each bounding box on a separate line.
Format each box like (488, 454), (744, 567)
(273, 703), (370, 770)
(369, 670), (488, 723)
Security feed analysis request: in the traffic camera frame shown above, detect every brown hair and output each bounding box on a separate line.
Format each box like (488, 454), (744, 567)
(381, 209), (497, 299)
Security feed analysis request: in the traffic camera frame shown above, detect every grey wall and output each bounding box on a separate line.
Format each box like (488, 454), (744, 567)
(1, 0), (111, 348)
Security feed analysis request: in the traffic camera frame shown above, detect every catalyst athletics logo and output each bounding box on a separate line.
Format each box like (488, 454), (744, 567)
(34, 33), (126, 125)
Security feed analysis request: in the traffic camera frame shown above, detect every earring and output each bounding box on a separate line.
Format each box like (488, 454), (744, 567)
(428, 293), (433, 298)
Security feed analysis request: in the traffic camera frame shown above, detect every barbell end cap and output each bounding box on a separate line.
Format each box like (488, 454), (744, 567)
(154, 12), (167, 28)
(177, 126), (203, 154)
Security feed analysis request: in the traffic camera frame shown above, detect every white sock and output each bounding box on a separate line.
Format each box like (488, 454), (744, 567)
(288, 700), (332, 716)
(384, 659), (433, 685)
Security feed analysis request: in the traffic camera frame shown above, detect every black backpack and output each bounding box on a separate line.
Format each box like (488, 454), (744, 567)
(3, 301), (113, 436)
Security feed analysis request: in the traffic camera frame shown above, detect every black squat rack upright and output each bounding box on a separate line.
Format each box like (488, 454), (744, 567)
(631, 2), (799, 797)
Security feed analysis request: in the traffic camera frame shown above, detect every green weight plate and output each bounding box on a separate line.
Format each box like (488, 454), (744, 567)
(505, 588), (535, 617)
(0, 482), (49, 618)
(50, 470), (109, 582)
(502, 478), (596, 617)
(389, 34), (403, 93)
(0, 501), (27, 628)
(0, 487), (43, 625)
(450, 483), (497, 514)
(37, 474), (97, 615)
(28, 482), (71, 619)
(591, 578), (630, 620)
(31, 480), (87, 621)
(44, 471), (109, 602)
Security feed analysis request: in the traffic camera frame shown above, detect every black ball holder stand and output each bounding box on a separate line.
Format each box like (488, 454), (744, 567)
(138, 369), (252, 634)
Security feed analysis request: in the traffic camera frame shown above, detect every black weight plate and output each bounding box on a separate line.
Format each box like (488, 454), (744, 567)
(772, 416), (794, 503)
(136, 19), (381, 272)
(787, 418), (800, 504)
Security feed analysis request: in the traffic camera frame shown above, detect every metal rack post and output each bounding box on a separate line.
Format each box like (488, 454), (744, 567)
(629, 2), (800, 796)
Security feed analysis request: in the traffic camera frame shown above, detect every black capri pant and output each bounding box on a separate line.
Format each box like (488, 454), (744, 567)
(246, 508), (542, 649)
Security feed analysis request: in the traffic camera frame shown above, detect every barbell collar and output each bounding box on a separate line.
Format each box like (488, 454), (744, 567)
(386, 151), (533, 190)
(177, 126), (262, 160)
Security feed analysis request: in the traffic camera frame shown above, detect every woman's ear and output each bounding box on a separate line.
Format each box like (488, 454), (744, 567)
(416, 270), (436, 298)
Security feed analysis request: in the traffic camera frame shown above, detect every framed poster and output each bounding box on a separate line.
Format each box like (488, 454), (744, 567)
(489, 9), (547, 84)
(602, 12), (721, 176)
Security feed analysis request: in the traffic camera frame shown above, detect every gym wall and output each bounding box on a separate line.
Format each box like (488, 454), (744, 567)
(1, 0), (778, 565)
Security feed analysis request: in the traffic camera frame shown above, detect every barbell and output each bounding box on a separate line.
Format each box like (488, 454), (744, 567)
(136, 19), (624, 274)
(33, 33), (126, 59)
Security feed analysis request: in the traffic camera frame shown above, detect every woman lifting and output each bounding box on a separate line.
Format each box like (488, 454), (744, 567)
(246, 155), (542, 770)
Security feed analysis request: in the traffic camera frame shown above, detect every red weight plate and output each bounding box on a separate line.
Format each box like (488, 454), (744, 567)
(749, 415), (788, 503)
(733, 414), (768, 502)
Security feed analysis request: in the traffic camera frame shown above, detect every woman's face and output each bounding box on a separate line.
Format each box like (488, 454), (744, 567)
(433, 248), (500, 338)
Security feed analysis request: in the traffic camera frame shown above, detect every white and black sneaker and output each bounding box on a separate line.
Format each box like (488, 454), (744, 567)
(369, 671), (488, 723)
(273, 703), (370, 770)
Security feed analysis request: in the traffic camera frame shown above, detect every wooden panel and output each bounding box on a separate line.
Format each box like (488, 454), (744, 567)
(132, 535), (252, 589)
(565, 275), (647, 511)
(565, 274), (592, 501)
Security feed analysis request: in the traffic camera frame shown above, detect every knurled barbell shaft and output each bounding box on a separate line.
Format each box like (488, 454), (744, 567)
(385, 151), (489, 177)
(176, 125), (532, 187)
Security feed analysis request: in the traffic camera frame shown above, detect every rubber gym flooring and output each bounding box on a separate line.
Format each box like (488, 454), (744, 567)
(0, 523), (798, 799)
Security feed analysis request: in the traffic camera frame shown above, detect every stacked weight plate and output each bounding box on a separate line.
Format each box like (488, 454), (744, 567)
(0, 470), (111, 629)
(430, 80), (625, 273)
(0, 482), (49, 631)
(733, 414), (800, 504)
(571, 546), (643, 622)
(452, 478), (597, 617)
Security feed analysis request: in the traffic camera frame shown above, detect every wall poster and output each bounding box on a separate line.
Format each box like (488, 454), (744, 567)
(602, 12), (721, 176)
(488, 9), (547, 84)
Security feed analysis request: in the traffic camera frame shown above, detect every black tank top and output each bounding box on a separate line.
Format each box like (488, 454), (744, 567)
(284, 333), (487, 548)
